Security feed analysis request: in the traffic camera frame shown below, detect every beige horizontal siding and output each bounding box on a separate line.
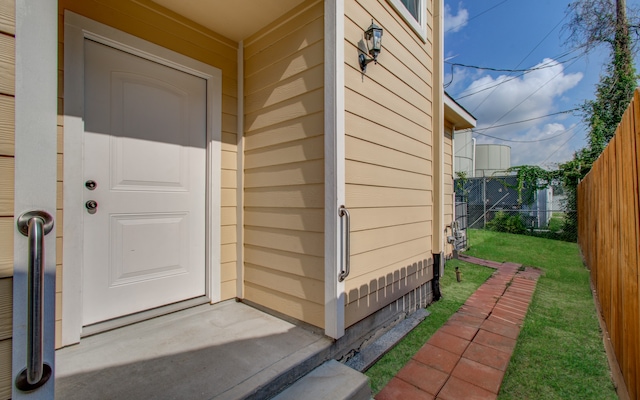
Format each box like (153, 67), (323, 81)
(244, 4), (323, 69)
(221, 243), (236, 264)
(345, 88), (431, 144)
(0, 338), (9, 399)
(0, 34), (13, 97)
(0, 276), (10, 394)
(351, 221), (431, 255)
(346, 160), (429, 190)
(0, 278), (9, 341)
(0, 156), (11, 216)
(0, 284), (8, 400)
(244, 227), (324, 257)
(444, 128), (453, 256)
(343, 64), (429, 131)
(245, 64), (323, 115)
(0, 0), (13, 36)
(346, 136), (432, 175)
(343, 0), (435, 327)
(245, 40), (324, 98)
(245, 159), (324, 188)
(221, 206), (237, 226)
(245, 88), (324, 133)
(244, 245), (324, 280)
(349, 237), (431, 281)
(244, 135), (324, 169)
(244, 184), (324, 208)
(346, 186), (432, 208)
(349, 206), (432, 231)
(242, 0), (324, 328)
(0, 95), (13, 156)
(244, 207), (323, 232)
(244, 281), (324, 327)
(346, 112), (431, 160)
(244, 112), (323, 151)
(245, 263), (323, 304)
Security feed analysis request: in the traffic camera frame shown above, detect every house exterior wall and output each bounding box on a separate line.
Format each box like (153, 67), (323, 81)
(0, 0), (14, 396)
(343, 0), (435, 327)
(57, 0), (239, 345)
(444, 122), (454, 257)
(242, 0), (326, 328)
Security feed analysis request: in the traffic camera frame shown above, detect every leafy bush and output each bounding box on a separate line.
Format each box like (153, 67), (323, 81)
(547, 215), (564, 233)
(486, 211), (526, 234)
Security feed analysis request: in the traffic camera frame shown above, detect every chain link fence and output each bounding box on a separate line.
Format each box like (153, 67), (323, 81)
(454, 174), (577, 244)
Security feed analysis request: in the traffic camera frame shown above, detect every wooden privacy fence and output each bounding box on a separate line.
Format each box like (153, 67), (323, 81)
(578, 89), (640, 399)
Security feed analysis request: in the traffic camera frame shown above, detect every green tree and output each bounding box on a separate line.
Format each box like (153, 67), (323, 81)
(511, 0), (638, 241)
(564, 0), (637, 239)
(567, 0), (638, 146)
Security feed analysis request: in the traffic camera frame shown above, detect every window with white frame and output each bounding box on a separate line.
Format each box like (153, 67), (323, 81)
(388, 0), (426, 40)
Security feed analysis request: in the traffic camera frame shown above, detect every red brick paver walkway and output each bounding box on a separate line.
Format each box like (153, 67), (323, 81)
(376, 256), (542, 400)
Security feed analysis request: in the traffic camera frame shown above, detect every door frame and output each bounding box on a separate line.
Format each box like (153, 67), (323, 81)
(62, 11), (222, 346)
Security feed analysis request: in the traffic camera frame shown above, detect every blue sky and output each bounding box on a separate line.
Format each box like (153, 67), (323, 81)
(444, 0), (640, 167)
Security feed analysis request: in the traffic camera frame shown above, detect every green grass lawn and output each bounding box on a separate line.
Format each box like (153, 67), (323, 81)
(465, 229), (617, 399)
(365, 258), (494, 394)
(365, 229), (617, 398)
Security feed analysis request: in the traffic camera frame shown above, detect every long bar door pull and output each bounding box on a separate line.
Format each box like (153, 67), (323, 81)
(338, 206), (350, 282)
(15, 211), (54, 391)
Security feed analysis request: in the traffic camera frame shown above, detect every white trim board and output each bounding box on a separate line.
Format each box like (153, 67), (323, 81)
(62, 11), (222, 345)
(236, 41), (244, 299)
(12, 0), (58, 397)
(324, 0), (346, 339)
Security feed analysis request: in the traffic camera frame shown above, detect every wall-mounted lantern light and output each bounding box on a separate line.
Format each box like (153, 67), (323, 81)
(359, 20), (383, 73)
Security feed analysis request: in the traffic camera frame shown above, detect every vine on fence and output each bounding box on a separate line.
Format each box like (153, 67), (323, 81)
(504, 165), (561, 205)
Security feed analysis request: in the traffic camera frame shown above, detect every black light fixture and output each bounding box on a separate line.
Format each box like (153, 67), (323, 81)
(359, 20), (383, 73)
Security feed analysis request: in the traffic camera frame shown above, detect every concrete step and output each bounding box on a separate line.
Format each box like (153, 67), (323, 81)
(345, 308), (429, 372)
(272, 360), (372, 400)
(55, 302), (334, 400)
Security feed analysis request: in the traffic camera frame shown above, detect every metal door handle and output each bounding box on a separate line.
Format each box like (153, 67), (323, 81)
(85, 200), (98, 214)
(15, 211), (54, 391)
(85, 180), (97, 190)
(338, 206), (350, 282)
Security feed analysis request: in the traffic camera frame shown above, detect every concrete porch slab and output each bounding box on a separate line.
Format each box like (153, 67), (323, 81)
(55, 301), (332, 400)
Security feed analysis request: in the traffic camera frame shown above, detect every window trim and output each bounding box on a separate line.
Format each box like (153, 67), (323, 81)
(388, 0), (427, 41)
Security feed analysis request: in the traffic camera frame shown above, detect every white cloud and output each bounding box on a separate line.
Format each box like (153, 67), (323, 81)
(456, 58), (586, 166)
(461, 59), (582, 129)
(445, 3), (469, 33)
(475, 122), (586, 167)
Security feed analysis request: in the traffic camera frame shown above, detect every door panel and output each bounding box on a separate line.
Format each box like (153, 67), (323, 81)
(111, 72), (191, 191)
(109, 213), (189, 286)
(82, 39), (207, 326)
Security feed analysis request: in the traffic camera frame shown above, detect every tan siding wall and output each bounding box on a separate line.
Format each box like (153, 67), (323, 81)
(0, 0), (13, 396)
(57, 0), (239, 346)
(343, 0), (435, 327)
(444, 124), (453, 256)
(242, 0), (325, 329)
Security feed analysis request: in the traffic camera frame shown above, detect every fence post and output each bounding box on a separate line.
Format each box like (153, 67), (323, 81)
(483, 175), (487, 228)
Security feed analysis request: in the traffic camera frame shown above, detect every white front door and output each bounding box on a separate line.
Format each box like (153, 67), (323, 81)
(81, 39), (207, 326)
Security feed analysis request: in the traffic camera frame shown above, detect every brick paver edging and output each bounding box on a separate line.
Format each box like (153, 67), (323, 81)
(376, 256), (542, 400)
